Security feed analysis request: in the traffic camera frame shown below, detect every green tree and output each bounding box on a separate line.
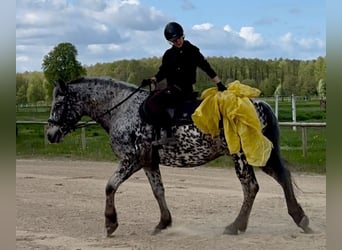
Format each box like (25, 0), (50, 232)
(314, 56), (326, 83)
(259, 78), (277, 96)
(43, 78), (53, 102)
(81, 56), (326, 97)
(298, 61), (316, 96)
(42, 42), (86, 84)
(274, 84), (285, 96)
(317, 79), (326, 98)
(16, 73), (29, 105)
(26, 73), (47, 104)
(241, 79), (257, 88)
(282, 74), (299, 95)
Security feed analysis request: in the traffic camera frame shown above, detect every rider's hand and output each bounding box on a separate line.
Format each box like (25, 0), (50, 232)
(141, 78), (157, 90)
(217, 82), (227, 92)
(141, 79), (152, 87)
(150, 77), (157, 91)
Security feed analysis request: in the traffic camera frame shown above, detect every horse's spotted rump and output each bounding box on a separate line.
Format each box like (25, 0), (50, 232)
(157, 124), (227, 167)
(251, 99), (269, 130)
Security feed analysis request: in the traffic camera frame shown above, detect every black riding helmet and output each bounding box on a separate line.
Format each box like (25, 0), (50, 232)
(164, 22), (184, 42)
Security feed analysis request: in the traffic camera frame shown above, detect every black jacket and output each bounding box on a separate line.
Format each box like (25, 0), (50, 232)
(155, 40), (217, 94)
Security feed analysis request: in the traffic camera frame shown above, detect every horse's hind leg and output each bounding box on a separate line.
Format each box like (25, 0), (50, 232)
(224, 152), (259, 235)
(143, 164), (172, 234)
(105, 158), (142, 237)
(262, 150), (313, 233)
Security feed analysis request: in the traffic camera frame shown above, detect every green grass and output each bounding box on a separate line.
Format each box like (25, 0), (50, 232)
(203, 126), (326, 174)
(16, 99), (326, 174)
(16, 111), (50, 121)
(265, 99), (326, 122)
(279, 127), (326, 173)
(16, 123), (117, 162)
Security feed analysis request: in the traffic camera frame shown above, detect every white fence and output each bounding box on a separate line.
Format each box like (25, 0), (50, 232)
(277, 122), (326, 157)
(16, 121), (326, 158)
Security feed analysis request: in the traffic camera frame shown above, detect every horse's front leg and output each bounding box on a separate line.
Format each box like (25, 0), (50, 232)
(105, 158), (142, 237)
(143, 164), (172, 235)
(224, 152), (259, 235)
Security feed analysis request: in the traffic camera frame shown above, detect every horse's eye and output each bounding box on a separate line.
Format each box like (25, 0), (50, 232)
(54, 102), (63, 108)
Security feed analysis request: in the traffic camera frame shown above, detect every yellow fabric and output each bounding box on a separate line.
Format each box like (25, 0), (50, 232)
(191, 80), (273, 167)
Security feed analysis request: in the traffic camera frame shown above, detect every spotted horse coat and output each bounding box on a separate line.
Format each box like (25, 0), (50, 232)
(46, 77), (313, 236)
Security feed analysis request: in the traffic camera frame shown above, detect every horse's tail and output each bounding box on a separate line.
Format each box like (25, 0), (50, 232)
(260, 101), (296, 187)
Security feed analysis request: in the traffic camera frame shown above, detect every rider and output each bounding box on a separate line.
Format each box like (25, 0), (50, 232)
(142, 22), (226, 141)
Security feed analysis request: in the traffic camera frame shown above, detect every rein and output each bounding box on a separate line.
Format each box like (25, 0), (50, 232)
(73, 83), (145, 129)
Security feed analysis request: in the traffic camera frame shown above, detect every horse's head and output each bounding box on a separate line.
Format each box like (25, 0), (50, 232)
(47, 79), (83, 143)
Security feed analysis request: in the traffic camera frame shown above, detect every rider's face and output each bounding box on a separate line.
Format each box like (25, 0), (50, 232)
(169, 36), (184, 48)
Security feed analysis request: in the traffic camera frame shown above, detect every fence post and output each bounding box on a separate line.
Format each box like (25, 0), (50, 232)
(81, 127), (86, 150)
(291, 94), (297, 131)
(44, 125), (48, 146)
(275, 95), (279, 119)
(301, 127), (307, 157)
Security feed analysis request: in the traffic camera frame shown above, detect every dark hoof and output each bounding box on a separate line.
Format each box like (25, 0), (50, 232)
(106, 221), (118, 237)
(299, 215), (314, 234)
(303, 226), (314, 234)
(223, 223), (239, 235)
(152, 220), (172, 235)
(152, 227), (162, 235)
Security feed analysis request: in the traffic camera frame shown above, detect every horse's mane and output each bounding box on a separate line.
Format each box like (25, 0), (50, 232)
(67, 77), (140, 91)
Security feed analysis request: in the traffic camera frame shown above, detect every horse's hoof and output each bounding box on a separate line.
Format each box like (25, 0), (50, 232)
(152, 227), (162, 235)
(299, 215), (314, 234)
(152, 222), (172, 235)
(223, 223), (239, 235)
(302, 226), (314, 234)
(106, 222), (118, 237)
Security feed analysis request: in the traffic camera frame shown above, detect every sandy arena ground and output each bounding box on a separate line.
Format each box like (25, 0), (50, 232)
(16, 159), (326, 249)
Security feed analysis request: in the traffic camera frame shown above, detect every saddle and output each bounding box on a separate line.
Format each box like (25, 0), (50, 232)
(139, 89), (201, 140)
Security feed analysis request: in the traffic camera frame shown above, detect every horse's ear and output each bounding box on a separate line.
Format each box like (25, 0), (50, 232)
(57, 78), (68, 93)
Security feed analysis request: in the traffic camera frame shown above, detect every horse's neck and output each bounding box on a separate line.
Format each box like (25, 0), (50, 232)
(72, 81), (142, 129)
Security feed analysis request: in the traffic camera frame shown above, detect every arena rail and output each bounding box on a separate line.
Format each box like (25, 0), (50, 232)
(16, 121), (326, 157)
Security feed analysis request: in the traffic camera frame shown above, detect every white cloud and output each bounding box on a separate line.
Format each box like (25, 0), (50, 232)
(94, 23), (109, 33)
(238, 27), (264, 46)
(192, 23), (214, 31)
(16, 56), (29, 62)
(298, 38), (325, 50)
(23, 12), (40, 24)
(87, 44), (105, 54)
(223, 25), (232, 32)
(121, 0), (140, 5)
(108, 44), (121, 51)
(278, 32), (325, 56)
(15, 0), (325, 72)
(280, 32), (293, 43)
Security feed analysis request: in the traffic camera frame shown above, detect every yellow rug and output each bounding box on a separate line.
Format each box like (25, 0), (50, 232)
(192, 80), (273, 167)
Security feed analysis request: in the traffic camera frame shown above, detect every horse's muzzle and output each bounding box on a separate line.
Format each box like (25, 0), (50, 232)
(47, 126), (63, 143)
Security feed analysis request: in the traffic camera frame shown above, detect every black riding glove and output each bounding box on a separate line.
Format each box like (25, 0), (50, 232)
(217, 82), (227, 91)
(141, 79), (152, 87)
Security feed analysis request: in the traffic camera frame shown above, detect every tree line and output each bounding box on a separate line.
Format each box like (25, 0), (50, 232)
(16, 42), (326, 105)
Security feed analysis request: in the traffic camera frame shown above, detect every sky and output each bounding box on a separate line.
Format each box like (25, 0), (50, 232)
(16, 0), (326, 73)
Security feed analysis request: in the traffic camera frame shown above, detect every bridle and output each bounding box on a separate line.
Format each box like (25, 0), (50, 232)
(48, 82), (146, 131)
(48, 90), (81, 133)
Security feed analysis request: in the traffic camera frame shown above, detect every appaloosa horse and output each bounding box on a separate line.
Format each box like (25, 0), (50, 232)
(46, 77), (312, 236)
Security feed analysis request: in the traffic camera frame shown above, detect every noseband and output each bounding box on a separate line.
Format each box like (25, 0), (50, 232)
(48, 118), (77, 135)
(48, 90), (81, 133)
